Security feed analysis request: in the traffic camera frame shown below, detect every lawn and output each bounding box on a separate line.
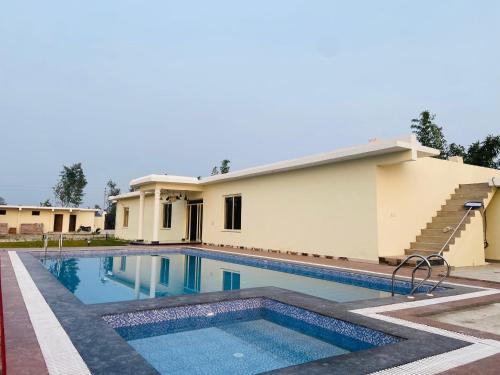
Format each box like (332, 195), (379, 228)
(0, 238), (129, 248)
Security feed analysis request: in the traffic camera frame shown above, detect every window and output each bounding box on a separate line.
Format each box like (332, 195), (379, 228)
(123, 207), (129, 227)
(160, 258), (170, 285)
(0, 210), (6, 215)
(163, 203), (172, 229)
(222, 270), (240, 291)
(224, 195), (241, 230)
(119, 256), (126, 271)
(32, 210), (40, 216)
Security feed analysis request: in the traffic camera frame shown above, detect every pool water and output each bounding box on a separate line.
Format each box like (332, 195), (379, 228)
(107, 298), (401, 375)
(41, 250), (395, 304)
(129, 319), (348, 375)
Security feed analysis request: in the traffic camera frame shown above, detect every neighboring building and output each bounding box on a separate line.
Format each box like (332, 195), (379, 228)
(0, 205), (103, 235)
(110, 135), (500, 267)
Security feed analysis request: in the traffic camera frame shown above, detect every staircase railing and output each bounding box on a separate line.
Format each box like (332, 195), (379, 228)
(438, 207), (473, 256)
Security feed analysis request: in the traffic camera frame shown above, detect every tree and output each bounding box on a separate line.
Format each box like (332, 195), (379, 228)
(104, 180), (121, 229)
(447, 143), (466, 159)
(463, 135), (500, 169)
(40, 199), (52, 207)
(211, 160), (230, 175)
(0, 196), (6, 205)
(104, 180), (121, 211)
(220, 159), (231, 174)
(53, 163), (87, 207)
(411, 111), (447, 158)
(410, 111), (499, 169)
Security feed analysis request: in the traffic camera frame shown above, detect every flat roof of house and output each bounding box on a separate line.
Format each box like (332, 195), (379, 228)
(110, 135), (439, 198)
(0, 205), (98, 212)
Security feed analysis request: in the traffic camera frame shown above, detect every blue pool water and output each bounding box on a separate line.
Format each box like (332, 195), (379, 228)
(41, 248), (429, 304)
(129, 319), (346, 375)
(107, 298), (400, 375)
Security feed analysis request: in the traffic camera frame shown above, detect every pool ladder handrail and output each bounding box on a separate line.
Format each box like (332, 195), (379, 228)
(42, 234), (49, 262)
(391, 253), (451, 297)
(391, 254), (432, 297)
(412, 254), (451, 296)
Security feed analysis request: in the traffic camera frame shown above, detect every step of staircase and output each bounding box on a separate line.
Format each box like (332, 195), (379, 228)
(455, 183), (491, 192)
(381, 182), (492, 266)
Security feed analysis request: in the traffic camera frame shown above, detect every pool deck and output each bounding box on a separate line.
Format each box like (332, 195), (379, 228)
(1, 244), (500, 374)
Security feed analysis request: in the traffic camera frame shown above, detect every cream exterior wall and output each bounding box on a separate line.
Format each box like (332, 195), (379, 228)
(0, 208), (98, 233)
(202, 157), (383, 262)
(376, 157), (500, 259)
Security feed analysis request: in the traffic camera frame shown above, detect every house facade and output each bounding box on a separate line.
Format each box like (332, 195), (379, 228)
(0, 206), (102, 235)
(111, 135), (500, 267)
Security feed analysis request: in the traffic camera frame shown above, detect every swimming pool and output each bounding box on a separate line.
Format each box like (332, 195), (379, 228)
(40, 248), (434, 304)
(104, 298), (401, 375)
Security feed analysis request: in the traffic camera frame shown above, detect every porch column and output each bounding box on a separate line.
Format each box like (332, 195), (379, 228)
(149, 255), (158, 297)
(137, 191), (145, 241)
(134, 256), (142, 299)
(152, 187), (161, 244)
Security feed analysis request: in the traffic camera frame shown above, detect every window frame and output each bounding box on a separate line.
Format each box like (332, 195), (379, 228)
(32, 210), (40, 216)
(162, 203), (172, 229)
(223, 194), (242, 231)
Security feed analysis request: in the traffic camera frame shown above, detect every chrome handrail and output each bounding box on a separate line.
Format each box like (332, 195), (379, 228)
(391, 254), (432, 297)
(424, 254), (450, 295)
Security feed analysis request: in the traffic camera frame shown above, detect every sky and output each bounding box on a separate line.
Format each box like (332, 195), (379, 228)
(1, 1), (499, 208)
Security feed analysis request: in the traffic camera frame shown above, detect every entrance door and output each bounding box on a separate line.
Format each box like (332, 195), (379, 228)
(187, 201), (203, 242)
(53, 214), (64, 232)
(69, 215), (77, 232)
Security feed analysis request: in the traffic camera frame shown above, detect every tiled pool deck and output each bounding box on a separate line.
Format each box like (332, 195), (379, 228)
(1, 245), (500, 374)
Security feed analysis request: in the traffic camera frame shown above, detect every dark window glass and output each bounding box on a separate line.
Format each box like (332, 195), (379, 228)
(160, 258), (170, 285)
(0, 210), (6, 215)
(163, 204), (172, 228)
(32, 210), (40, 216)
(224, 197), (233, 229)
(233, 196), (242, 230)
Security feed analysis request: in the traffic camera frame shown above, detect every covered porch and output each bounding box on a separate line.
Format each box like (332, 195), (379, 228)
(111, 175), (204, 244)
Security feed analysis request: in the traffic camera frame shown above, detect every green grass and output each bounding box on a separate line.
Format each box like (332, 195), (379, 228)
(0, 238), (129, 248)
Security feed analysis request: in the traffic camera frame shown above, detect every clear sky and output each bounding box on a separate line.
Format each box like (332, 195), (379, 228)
(1, 1), (499, 207)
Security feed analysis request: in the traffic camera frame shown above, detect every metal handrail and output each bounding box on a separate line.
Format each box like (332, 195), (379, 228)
(42, 234), (49, 263)
(391, 254), (432, 297)
(438, 207), (472, 256)
(416, 254), (450, 295)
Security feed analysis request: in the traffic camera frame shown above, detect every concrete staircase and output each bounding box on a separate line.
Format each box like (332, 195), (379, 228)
(381, 183), (493, 266)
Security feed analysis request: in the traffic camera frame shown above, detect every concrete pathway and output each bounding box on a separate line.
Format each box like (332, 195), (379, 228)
(452, 264), (500, 283)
